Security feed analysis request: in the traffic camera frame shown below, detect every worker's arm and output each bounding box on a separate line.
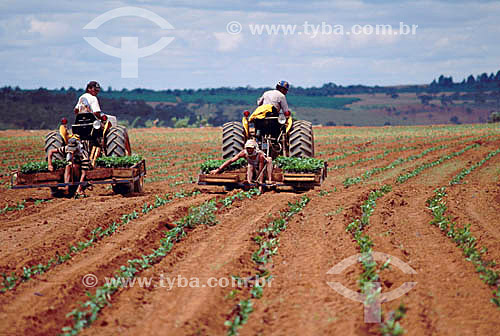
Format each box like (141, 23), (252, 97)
(74, 100), (79, 114)
(91, 97), (102, 120)
(280, 96), (289, 114)
(257, 155), (266, 183)
(257, 96), (264, 106)
(47, 148), (58, 171)
(210, 151), (244, 174)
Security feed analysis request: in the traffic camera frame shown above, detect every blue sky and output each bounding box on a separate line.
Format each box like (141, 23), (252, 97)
(1, 0), (499, 90)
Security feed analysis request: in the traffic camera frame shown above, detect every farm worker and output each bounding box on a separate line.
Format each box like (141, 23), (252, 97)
(47, 135), (91, 196)
(74, 81), (103, 120)
(210, 139), (273, 192)
(257, 80), (290, 116)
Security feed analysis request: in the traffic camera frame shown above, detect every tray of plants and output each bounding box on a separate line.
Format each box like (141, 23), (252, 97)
(198, 156), (327, 191)
(11, 155), (146, 196)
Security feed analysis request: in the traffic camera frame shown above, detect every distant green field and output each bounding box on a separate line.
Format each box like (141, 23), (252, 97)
(31, 88), (360, 110)
(294, 107), (392, 126)
(9, 88), (492, 128)
(98, 91), (359, 109)
(288, 96), (360, 109)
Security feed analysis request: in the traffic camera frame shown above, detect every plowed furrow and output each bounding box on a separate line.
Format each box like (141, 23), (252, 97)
(0, 194), (212, 336)
(81, 192), (297, 336)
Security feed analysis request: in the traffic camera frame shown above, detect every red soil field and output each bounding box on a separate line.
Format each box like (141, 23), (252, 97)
(0, 124), (499, 336)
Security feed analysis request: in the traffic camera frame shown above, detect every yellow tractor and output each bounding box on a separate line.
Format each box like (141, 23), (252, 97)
(43, 112), (132, 195)
(198, 105), (325, 192)
(222, 104), (314, 160)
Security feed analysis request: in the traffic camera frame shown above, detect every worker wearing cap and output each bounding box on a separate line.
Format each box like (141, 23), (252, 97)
(210, 139), (273, 192)
(74, 81), (103, 120)
(47, 136), (91, 196)
(257, 80), (290, 116)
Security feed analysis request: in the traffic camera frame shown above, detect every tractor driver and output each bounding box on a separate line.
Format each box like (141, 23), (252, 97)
(257, 80), (290, 116)
(210, 139), (273, 193)
(74, 81), (103, 120)
(47, 135), (91, 196)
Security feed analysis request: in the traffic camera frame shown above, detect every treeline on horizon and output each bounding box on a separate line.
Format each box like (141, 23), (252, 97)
(1, 70), (499, 130)
(0, 88), (199, 130)
(8, 69), (500, 98)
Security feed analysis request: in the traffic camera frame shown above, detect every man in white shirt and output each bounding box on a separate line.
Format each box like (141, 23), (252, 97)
(257, 80), (290, 114)
(74, 81), (102, 119)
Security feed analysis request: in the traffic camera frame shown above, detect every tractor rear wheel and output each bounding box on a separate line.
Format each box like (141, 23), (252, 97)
(112, 183), (132, 195)
(222, 121), (245, 160)
(133, 175), (144, 193)
(289, 120), (314, 158)
(112, 176), (143, 195)
(112, 177), (142, 195)
(106, 126), (134, 195)
(44, 131), (65, 160)
(112, 178), (142, 195)
(50, 186), (77, 198)
(105, 126), (130, 157)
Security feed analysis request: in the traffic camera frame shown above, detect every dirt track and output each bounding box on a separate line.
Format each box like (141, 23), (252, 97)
(0, 125), (499, 335)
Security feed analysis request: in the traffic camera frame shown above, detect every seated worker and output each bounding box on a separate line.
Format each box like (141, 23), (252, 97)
(210, 139), (273, 192)
(257, 80), (290, 116)
(74, 81), (103, 119)
(47, 136), (90, 196)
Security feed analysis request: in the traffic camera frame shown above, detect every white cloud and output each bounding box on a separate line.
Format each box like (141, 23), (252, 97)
(28, 18), (69, 38)
(213, 32), (243, 52)
(309, 56), (346, 69)
(286, 32), (344, 51)
(0, 0), (500, 89)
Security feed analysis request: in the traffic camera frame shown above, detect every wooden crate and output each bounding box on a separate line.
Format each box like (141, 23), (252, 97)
(15, 170), (64, 185)
(198, 165), (325, 188)
(13, 160), (146, 186)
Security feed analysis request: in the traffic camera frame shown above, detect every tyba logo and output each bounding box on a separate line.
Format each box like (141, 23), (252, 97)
(326, 252), (417, 323)
(83, 7), (175, 78)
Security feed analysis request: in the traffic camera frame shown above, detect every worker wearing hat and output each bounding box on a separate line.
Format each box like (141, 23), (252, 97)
(257, 80), (290, 116)
(47, 135), (91, 196)
(210, 139), (273, 192)
(74, 81), (103, 120)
